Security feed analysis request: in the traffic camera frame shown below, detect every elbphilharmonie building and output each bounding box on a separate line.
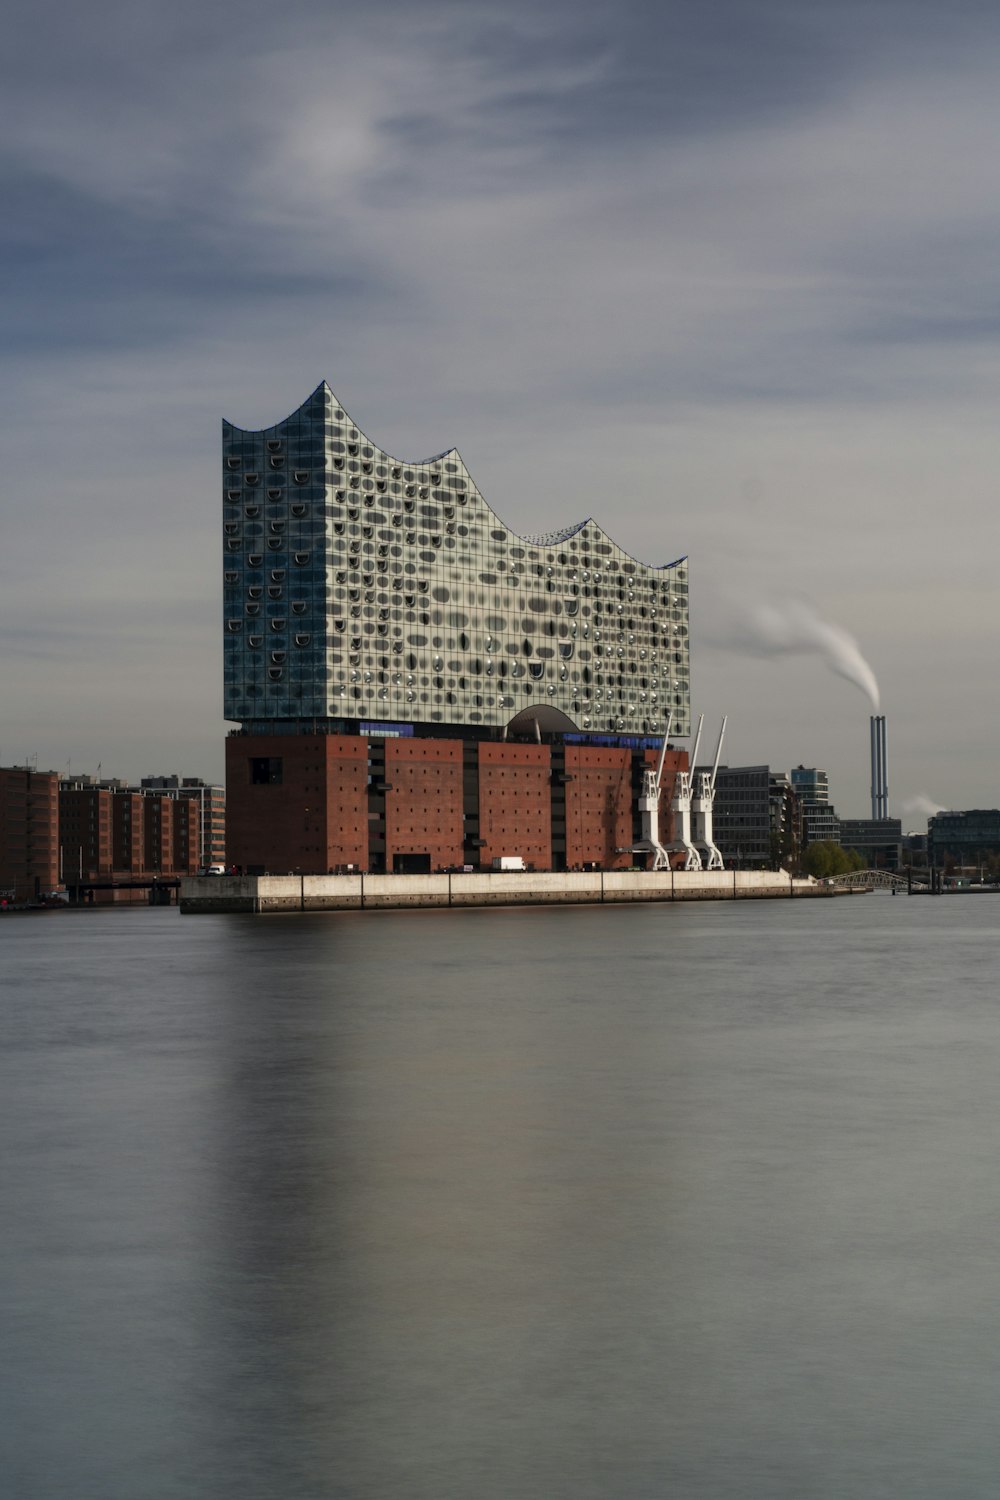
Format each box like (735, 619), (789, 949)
(223, 383), (690, 739)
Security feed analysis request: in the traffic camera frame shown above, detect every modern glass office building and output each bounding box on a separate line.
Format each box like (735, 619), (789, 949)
(223, 383), (690, 739)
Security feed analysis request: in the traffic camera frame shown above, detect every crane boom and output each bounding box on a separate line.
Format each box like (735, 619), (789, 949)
(710, 715), (728, 788)
(655, 710), (674, 786)
(689, 713), (704, 783)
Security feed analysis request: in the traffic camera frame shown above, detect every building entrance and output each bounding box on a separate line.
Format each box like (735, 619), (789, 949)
(393, 852), (432, 874)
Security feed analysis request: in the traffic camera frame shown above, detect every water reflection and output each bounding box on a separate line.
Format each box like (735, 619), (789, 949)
(198, 912), (696, 1497)
(5, 901), (1000, 1497)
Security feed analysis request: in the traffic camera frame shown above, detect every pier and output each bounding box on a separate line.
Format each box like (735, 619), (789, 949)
(181, 868), (833, 914)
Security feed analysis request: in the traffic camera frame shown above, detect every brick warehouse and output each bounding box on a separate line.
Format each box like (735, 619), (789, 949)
(0, 770), (202, 903)
(226, 732), (687, 875)
(223, 383), (691, 872)
(0, 767), (60, 903)
(59, 780), (200, 896)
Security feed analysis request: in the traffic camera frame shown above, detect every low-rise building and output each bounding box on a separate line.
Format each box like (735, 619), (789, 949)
(928, 809), (1000, 869)
(840, 818), (903, 870)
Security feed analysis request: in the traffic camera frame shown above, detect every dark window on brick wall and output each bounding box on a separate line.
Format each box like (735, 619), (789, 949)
(250, 757), (283, 786)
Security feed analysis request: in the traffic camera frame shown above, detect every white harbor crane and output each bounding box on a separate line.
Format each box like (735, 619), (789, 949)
(691, 715), (727, 870)
(665, 712), (703, 870)
(632, 710), (675, 870)
(627, 711), (730, 873)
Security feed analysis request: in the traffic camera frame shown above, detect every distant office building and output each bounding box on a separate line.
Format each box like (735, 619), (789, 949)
(712, 766), (774, 866)
(0, 766), (60, 903)
(801, 802), (841, 846)
(790, 766), (841, 846)
(141, 777), (225, 867)
(904, 832), (928, 860)
(769, 772), (801, 870)
(713, 765), (835, 869)
(711, 765), (800, 868)
(928, 810), (1000, 867)
(840, 818), (903, 870)
(790, 766), (830, 804)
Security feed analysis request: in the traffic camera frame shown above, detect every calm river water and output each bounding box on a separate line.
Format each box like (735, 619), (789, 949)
(3, 895), (1000, 1498)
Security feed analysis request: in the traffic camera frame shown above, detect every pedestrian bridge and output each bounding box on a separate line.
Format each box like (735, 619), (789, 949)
(825, 869), (926, 892)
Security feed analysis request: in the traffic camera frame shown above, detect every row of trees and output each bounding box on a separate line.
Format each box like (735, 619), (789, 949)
(799, 841), (866, 879)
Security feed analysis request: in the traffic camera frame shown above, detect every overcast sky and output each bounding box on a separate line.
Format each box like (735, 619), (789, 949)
(3, 0), (999, 819)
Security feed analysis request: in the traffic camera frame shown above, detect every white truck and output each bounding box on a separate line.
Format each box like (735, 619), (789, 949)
(492, 856), (526, 872)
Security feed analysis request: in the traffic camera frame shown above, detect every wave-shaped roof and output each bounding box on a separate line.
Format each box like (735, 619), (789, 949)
(225, 382), (686, 572)
(222, 382), (690, 737)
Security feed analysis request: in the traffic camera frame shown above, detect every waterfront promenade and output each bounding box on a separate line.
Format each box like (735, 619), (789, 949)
(181, 868), (829, 914)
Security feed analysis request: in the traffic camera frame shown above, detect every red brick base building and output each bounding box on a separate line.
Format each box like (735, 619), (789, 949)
(226, 731), (687, 875)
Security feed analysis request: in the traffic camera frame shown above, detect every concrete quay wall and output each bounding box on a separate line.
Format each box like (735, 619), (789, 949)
(180, 869), (825, 914)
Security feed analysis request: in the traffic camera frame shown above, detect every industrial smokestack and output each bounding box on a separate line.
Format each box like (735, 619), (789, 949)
(870, 715), (888, 819)
(882, 719), (888, 818)
(870, 715), (878, 819)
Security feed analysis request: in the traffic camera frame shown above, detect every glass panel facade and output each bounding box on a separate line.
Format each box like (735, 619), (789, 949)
(223, 383), (690, 736)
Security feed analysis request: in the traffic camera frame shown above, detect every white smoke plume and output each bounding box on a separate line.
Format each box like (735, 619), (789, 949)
(902, 793), (945, 820)
(734, 599), (881, 711)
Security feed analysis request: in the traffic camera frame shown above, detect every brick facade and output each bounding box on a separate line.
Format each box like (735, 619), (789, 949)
(141, 778), (227, 868)
(383, 738), (464, 872)
(324, 736), (369, 870)
(226, 731), (688, 875)
(563, 746), (633, 869)
(0, 768), (60, 903)
(477, 742), (552, 871)
(60, 786), (114, 879)
(225, 733), (369, 874)
(113, 794), (145, 873)
(59, 783), (199, 887)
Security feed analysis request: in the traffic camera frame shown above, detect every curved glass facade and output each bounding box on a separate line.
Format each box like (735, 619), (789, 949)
(223, 383), (690, 736)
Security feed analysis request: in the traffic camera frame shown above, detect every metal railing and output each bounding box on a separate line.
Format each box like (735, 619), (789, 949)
(825, 869), (926, 891)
